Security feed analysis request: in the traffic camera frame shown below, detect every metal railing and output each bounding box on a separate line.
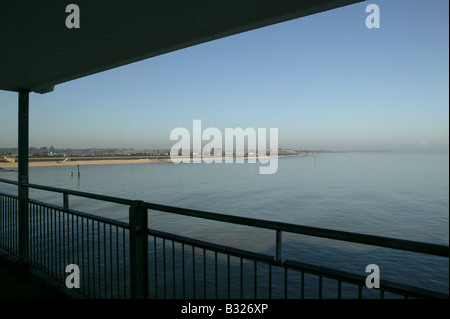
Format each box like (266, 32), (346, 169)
(0, 177), (449, 299)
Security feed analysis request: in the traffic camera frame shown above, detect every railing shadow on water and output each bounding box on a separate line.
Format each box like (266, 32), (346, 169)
(0, 177), (449, 299)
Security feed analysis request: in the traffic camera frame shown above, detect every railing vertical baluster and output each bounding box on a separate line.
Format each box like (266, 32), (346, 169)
(4, 196), (7, 249)
(192, 246), (196, 299)
(45, 207), (48, 271)
(1, 195), (3, 247)
(203, 248), (207, 299)
(172, 241), (176, 299)
(76, 215), (80, 290)
(27, 202), (30, 263)
(82, 216), (85, 296)
(268, 264), (272, 299)
(68, 212), (72, 274)
(3, 196), (5, 249)
(45, 208), (53, 273)
(97, 221), (101, 298)
(182, 243), (185, 299)
(10, 196), (13, 253)
(87, 219), (90, 297)
(35, 205), (39, 270)
(96, 221), (100, 297)
(1, 196), (3, 248)
(227, 254), (230, 299)
(129, 200), (148, 299)
(3, 196), (5, 247)
(301, 272), (304, 299)
(37, 204), (40, 268)
(115, 225), (119, 298)
(72, 214), (75, 271)
(41, 206), (44, 270)
(40, 206), (43, 271)
(122, 229), (126, 298)
(4, 196), (6, 248)
(240, 257), (243, 299)
(8, 194), (10, 248)
(318, 275), (323, 299)
(215, 251), (218, 299)
(48, 207), (51, 273)
(88, 219), (91, 295)
(5, 198), (7, 249)
(44, 207), (47, 271)
(0, 195), (2, 248)
(57, 208), (61, 279)
(63, 210), (66, 275)
(63, 194), (69, 284)
(50, 208), (54, 277)
(154, 236), (158, 298)
(110, 224), (113, 299)
(254, 260), (257, 299)
(338, 280), (342, 299)
(284, 268), (288, 299)
(29, 202), (32, 263)
(8, 197), (10, 252)
(8, 197), (11, 252)
(163, 238), (167, 299)
(0, 195), (2, 247)
(104, 222), (107, 298)
(15, 198), (18, 255)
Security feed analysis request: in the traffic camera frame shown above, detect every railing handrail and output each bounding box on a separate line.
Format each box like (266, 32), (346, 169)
(140, 201), (449, 257)
(28, 197), (130, 230)
(0, 177), (448, 257)
(0, 178), (18, 186)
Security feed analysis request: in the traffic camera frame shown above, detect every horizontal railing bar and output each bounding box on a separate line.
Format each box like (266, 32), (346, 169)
(0, 178), (449, 257)
(0, 192), (18, 200)
(283, 259), (450, 299)
(24, 182), (134, 206)
(141, 202), (449, 258)
(28, 198), (129, 230)
(283, 259), (365, 284)
(0, 178), (18, 186)
(148, 228), (274, 263)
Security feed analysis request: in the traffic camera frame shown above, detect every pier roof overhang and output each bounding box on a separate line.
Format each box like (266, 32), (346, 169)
(0, 0), (363, 94)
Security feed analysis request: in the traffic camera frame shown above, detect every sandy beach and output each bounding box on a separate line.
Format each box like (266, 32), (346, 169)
(0, 158), (171, 169)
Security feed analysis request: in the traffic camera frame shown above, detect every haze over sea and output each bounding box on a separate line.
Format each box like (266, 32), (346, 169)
(0, 151), (448, 295)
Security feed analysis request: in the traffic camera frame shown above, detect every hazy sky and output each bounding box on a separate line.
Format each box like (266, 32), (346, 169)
(0, 0), (448, 152)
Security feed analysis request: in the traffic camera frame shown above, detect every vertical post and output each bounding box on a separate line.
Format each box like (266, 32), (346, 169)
(18, 89), (29, 262)
(129, 200), (149, 299)
(275, 229), (282, 263)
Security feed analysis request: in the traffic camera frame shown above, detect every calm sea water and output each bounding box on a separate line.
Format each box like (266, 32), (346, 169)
(1, 152), (448, 294)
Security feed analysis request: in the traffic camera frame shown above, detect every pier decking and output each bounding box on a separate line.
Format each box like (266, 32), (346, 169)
(0, 255), (69, 299)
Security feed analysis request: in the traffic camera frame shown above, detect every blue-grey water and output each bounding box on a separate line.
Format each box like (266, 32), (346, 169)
(1, 152), (448, 295)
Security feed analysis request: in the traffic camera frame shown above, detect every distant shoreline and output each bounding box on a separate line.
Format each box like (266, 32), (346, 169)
(0, 152), (351, 169)
(0, 158), (169, 168)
